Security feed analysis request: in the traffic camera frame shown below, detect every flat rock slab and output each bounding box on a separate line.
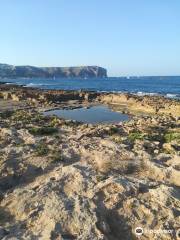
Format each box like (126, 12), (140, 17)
(0, 99), (27, 111)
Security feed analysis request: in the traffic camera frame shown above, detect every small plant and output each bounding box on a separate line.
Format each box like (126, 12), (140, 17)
(11, 110), (31, 123)
(96, 175), (107, 182)
(51, 152), (64, 163)
(108, 126), (119, 135)
(35, 143), (49, 156)
(125, 162), (139, 174)
(0, 110), (13, 119)
(50, 117), (60, 127)
(111, 135), (122, 143)
(11, 110), (44, 124)
(29, 126), (58, 136)
(33, 114), (44, 123)
(164, 132), (180, 143)
(128, 131), (145, 142)
(147, 134), (163, 142)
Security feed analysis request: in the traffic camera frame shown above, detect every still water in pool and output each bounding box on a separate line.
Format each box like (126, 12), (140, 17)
(44, 105), (130, 124)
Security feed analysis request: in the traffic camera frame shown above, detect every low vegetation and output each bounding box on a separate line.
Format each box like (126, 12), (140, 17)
(51, 151), (64, 163)
(29, 126), (58, 136)
(50, 117), (61, 127)
(164, 132), (180, 143)
(10, 110), (44, 124)
(128, 131), (145, 142)
(107, 126), (119, 135)
(0, 110), (13, 119)
(35, 142), (49, 156)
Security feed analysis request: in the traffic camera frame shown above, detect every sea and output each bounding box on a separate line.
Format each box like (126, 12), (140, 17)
(1, 76), (180, 99)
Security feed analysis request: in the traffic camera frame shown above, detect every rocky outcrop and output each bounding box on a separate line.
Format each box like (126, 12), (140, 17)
(0, 64), (107, 78)
(0, 109), (179, 239)
(101, 93), (180, 116)
(0, 84), (179, 117)
(0, 85), (180, 239)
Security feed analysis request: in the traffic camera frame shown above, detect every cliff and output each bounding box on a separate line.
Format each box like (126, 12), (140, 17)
(0, 64), (107, 78)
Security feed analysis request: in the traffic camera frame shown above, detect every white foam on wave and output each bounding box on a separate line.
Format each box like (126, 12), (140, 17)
(25, 83), (53, 87)
(24, 84), (37, 88)
(26, 83), (43, 86)
(25, 82), (58, 87)
(136, 91), (157, 96)
(135, 92), (179, 99)
(166, 94), (179, 99)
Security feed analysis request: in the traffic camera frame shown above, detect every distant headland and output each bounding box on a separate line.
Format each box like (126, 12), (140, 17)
(0, 63), (107, 78)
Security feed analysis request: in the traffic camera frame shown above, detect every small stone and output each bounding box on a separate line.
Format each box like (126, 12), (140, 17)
(154, 149), (159, 154)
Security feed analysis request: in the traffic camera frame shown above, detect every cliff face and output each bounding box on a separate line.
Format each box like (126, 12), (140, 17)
(0, 64), (107, 78)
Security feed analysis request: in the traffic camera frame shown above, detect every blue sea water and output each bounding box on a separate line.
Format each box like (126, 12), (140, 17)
(1, 76), (180, 99)
(44, 105), (130, 124)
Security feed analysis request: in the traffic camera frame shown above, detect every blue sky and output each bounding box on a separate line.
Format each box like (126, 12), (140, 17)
(0, 0), (180, 76)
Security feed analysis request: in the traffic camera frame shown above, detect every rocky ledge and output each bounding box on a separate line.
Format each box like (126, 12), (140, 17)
(0, 84), (179, 116)
(0, 85), (179, 240)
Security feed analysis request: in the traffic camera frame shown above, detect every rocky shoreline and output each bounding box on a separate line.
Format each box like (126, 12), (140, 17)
(0, 84), (179, 239)
(0, 83), (180, 115)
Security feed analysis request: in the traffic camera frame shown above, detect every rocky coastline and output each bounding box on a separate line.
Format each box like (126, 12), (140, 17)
(0, 84), (179, 240)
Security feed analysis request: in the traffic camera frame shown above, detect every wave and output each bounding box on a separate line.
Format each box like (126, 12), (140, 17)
(134, 92), (179, 99)
(25, 82), (65, 87)
(166, 93), (179, 99)
(136, 91), (157, 96)
(25, 83), (54, 87)
(26, 83), (43, 86)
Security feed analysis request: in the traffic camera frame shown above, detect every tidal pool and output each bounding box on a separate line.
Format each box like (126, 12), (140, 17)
(44, 105), (130, 124)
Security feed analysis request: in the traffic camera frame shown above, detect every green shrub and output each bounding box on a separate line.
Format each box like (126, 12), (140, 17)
(29, 126), (58, 136)
(147, 134), (163, 142)
(11, 110), (44, 124)
(125, 162), (139, 174)
(108, 126), (119, 135)
(164, 132), (180, 143)
(50, 117), (60, 127)
(96, 175), (107, 182)
(128, 132), (145, 142)
(36, 143), (49, 156)
(0, 110), (13, 119)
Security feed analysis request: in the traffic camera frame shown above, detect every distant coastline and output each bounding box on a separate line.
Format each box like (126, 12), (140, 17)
(0, 63), (107, 78)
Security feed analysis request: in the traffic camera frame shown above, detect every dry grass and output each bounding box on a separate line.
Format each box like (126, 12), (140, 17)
(95, 154), (141, 175)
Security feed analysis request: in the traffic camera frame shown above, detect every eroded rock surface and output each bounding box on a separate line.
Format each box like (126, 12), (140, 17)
(0, 86), (180, 239)
(0, 84), (179, 116)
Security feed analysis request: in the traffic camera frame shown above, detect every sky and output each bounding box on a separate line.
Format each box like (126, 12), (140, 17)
(0, 0), (180, 76)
